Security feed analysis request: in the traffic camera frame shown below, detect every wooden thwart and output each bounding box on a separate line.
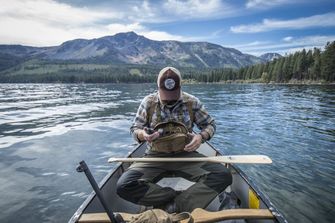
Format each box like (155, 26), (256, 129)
(108, 155), (272, 164)
(78, 213), (110, 223)
(79, 208), (273, 223)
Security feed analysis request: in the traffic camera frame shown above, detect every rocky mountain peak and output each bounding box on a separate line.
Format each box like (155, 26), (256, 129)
(260, 53), (282, 62)
(0, 32), (266, 69)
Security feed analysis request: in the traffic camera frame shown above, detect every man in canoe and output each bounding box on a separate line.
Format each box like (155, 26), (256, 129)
(116, 66), (232, 213)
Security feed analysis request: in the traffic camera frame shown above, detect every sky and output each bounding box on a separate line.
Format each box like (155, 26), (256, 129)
(0, 0), (335, 56)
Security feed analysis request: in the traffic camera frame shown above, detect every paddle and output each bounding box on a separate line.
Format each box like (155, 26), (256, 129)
(79, 208), (274, 223)
(108, 155), (272, 164)
(182, 208), (274, 223)
(76, 161), (120, 223)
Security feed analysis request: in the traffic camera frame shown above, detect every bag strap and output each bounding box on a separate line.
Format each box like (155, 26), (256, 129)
(171, 212), (193, 223)
(182, 93), (194, 123)
(146, 93), (195, 126)
(147, 94), (158, 125)
(186, 100), (194, 123)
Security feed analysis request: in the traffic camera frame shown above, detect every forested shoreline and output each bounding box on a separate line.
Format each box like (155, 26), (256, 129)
(0, 41), (334, 84)
(185, 41), (335, 84)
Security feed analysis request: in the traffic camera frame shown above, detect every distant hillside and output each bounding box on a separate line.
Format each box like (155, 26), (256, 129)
(0, 41), (333, 83)
(260, 53), (282, 62)
(0, 32), (264, 71)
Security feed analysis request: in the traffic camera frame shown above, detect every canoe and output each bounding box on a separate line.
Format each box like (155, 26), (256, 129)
(69, 142), (287, 223)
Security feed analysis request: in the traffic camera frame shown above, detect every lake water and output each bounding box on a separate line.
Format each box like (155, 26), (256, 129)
(0, 83), (334, 223)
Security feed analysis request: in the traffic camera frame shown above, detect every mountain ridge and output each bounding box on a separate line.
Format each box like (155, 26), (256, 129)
(0, 32), (266, 70)
(260, 53), (282, 61)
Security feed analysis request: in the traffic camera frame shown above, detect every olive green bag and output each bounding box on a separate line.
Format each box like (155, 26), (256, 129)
(150, 121), (190, 153)
(129, 209), (193, 223)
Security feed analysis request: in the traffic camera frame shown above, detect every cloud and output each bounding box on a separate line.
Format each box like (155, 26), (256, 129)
(106, 22), (184, 41)
(0, 0), (122, 46)
(229, 35), (335, 56)
(0, 0), (186, 46)
(127, 0), (238, 23)
(231, 12), (335, 33)
(230, 41), (271, 48)
(283, 36), (293, 42)
(0, 0), (242, 46)
(0, 0), (120, 27)
(141, 31), (184, 41)
(129, 0), (158, 22)
(246, 0), (295, 9)
(106, 23), (145, 34)
(163, 0), (235, 20)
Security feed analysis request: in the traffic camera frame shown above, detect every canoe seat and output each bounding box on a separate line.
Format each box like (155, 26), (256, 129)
(78, 208), (273, 223)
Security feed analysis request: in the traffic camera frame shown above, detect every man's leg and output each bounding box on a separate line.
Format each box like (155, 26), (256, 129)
(116, 166), (177, 207)
(175, 162), (232, 212)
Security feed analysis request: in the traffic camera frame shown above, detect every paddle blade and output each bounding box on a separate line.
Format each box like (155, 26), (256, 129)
(215, 155), (272, 164)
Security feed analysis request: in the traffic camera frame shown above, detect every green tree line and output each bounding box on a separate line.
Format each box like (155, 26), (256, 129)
(184, 41), (334, 83)
(0, 41), (334, 83)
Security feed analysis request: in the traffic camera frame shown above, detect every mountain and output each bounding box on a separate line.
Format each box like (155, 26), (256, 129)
(0, 32), (264, 70)
(260, 53), (282, 62)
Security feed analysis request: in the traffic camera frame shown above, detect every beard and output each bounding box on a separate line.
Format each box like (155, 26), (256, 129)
(161, 100), (178, 108)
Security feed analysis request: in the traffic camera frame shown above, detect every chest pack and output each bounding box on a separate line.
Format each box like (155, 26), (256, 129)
(146, 93), (194, 153)
(151, 121), (190, 153)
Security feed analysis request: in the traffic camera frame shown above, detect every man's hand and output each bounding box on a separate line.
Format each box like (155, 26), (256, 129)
(184, 133), (202, 152)
(142, 129), (160, 143)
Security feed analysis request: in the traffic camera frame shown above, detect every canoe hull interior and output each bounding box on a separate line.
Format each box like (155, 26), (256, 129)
(69, 142), (287, 223)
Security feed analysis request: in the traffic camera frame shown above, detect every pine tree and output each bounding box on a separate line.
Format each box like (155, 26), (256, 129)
(292, 51), (300, 80)
(321, 41), (335, 82)
(311, 48), (321, 80)
(306, 50), (314, 80)
(299, 49), (307, 80)
(271, 59), (282, 82)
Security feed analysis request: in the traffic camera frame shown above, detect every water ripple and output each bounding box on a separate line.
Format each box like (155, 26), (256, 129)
(0, 83), (334, 223)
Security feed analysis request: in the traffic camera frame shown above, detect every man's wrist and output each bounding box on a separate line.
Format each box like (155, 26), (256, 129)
(199, 132), (207, 143)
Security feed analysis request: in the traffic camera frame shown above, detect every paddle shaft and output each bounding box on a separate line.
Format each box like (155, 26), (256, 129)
(108, 155), (272, 164)
(76, 161), (119, 223)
